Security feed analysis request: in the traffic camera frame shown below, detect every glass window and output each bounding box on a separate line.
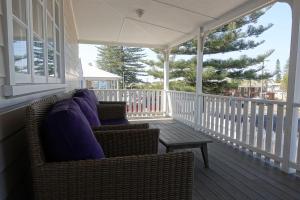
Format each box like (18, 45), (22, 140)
(48, 48), (55, 77)
(56, 54), (60, 78)
(32, 0), (43, 37)
(33, 37), (45, 75)
(55, 28), (60, 52)
(12, 0), (27, 23)
(13, 21), (28, 74)
(47, 16), (54, 48)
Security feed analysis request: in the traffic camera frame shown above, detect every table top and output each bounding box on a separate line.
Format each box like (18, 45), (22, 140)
(159, 130), (213, 147)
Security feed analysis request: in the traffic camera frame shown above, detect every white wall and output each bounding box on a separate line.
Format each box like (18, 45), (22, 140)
(0, 0), (82, 199)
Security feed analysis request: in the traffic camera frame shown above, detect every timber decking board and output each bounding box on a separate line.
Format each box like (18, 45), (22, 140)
(145, 119), (300, 200)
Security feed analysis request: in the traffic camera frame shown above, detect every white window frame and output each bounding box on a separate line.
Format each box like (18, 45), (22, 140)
(3, 0), (65, 97)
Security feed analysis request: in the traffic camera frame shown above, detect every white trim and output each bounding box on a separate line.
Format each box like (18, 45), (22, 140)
(282, 0), (300, 173)
(4, 0), (15, 85)
(0, 88), (65, 112)
(3, 83), (66, 97)
(79, 39), (166, 49)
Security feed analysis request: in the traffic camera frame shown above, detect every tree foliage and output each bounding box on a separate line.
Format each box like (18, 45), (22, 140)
(96, 46), (146, 88)
(275, 59), (282, 82)
(146, 8), (275, 94)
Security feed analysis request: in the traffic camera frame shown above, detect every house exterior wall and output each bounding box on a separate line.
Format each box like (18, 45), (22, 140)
(0, 0), (82, 199)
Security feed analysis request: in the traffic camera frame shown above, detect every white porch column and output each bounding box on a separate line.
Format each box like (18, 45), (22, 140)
(282, 0), (300, 173)
(195, 27), (205, 130)
(163, 49), (170, 115)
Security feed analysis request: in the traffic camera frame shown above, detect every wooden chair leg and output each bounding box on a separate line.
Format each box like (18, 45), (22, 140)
(201, 144), (209, 168)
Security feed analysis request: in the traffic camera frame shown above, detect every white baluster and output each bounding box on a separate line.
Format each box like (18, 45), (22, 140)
(249, 102), (256, 147)
(257, 103), (264, 150)
(230, 98), (235, 139)
(242, 101), (249, 144)
(266, 103), (274, 153)
(236, 100), (242, 141)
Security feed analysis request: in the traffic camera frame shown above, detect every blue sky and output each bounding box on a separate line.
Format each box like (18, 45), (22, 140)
(79, 2), (292, 79)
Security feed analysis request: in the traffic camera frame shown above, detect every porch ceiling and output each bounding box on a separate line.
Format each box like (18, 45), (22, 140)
(71, 0), (274, 48)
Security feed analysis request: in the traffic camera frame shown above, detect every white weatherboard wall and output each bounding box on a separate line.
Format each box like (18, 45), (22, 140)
(0, 0), (82, 199)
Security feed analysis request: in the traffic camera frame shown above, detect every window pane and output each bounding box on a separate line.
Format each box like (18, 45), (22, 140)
(48, 48), (55, 77)
(32, 0), (43, 37)
(55, 1), (59, 26)
(12, 0), (27, 23)
(55, 28), (60, 52)
(13, 21), (28, 74)
(56, 54), (60, 78)
(47, 16), (54, 48)
(33, 36), (45, 75)
(47, 0), (53, 15)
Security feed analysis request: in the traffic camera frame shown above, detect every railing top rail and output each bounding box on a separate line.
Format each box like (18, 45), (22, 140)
(92, 89), (163, 92)
(200, 93), (287, 106)
(167, 90), (196, 95)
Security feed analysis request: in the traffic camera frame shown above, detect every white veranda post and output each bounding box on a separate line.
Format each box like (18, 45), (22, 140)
(163, 49), (170, 115)
(282, 0), (300, 173)
(195, 28), (205, 130)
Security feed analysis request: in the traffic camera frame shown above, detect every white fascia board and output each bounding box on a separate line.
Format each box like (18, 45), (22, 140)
(168, 0), (275, 49)
(79, 39), (167, 49)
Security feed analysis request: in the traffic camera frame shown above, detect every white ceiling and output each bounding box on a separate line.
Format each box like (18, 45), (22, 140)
(72, 0), (274, 48)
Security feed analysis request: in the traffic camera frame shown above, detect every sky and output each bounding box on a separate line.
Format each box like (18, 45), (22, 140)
(79, 2), (292, 81)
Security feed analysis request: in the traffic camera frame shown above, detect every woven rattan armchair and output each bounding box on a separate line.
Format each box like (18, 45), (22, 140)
(26, 95), (194, 200)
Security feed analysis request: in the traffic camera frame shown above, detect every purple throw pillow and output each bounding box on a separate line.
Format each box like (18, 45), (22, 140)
(73, 97), (101, 128)
(74, 89), (98, 111)
(43, 99), (105, 162)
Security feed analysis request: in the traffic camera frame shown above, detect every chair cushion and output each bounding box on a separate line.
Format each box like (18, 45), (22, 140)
(100, 118), (129, 125)
(74, 89), (98, 111)
(43, 99), (105, 162)
(73, 97), (101, 128)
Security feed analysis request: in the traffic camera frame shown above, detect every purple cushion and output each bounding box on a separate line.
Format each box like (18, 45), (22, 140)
(100, 118), (129, 125)
(73, 97), (101, 128)
(43, 99), (105, 162)
(74, 89), (98, 111)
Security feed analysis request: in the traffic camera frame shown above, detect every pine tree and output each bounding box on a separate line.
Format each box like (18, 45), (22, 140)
(96, 46), (146, 88)
(275, 59), (282, 82)
(147, 8), (275, 94)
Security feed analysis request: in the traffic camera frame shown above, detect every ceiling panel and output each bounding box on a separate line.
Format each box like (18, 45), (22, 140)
(72, 0), (270, 47)
(119, 18), (184, 46)
(154, 0), (249, 18)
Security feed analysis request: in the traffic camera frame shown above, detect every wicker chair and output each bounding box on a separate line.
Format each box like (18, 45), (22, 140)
(55, 90), (150, 131)
(26, 95), (194, 200)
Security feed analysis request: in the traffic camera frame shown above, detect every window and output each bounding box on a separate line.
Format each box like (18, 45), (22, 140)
(6, 0), (64, 90)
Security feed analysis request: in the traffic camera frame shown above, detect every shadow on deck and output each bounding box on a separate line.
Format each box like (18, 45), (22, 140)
(135, 119), (300, 200)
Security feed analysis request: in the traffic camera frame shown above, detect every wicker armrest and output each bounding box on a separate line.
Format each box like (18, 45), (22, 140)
(94, 128), (159, 157)
(99, 101), (126, 105)
(97, 103), (126, 120)
(93, 123), (149, 131)
(35, 152), (194, 200)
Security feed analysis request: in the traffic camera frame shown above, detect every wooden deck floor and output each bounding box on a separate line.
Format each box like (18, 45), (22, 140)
(145, 119), (300, 200)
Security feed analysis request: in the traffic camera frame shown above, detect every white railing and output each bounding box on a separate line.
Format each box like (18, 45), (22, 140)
(167, 91), (196, 127)
(197, 94), (300, 171)
(93, 89), (164, 118)
(166, 91), (300, 172)
(95, 89), (300, 172)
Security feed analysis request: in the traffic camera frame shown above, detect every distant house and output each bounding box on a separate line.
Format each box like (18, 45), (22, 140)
(82, 65), (121, 89)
